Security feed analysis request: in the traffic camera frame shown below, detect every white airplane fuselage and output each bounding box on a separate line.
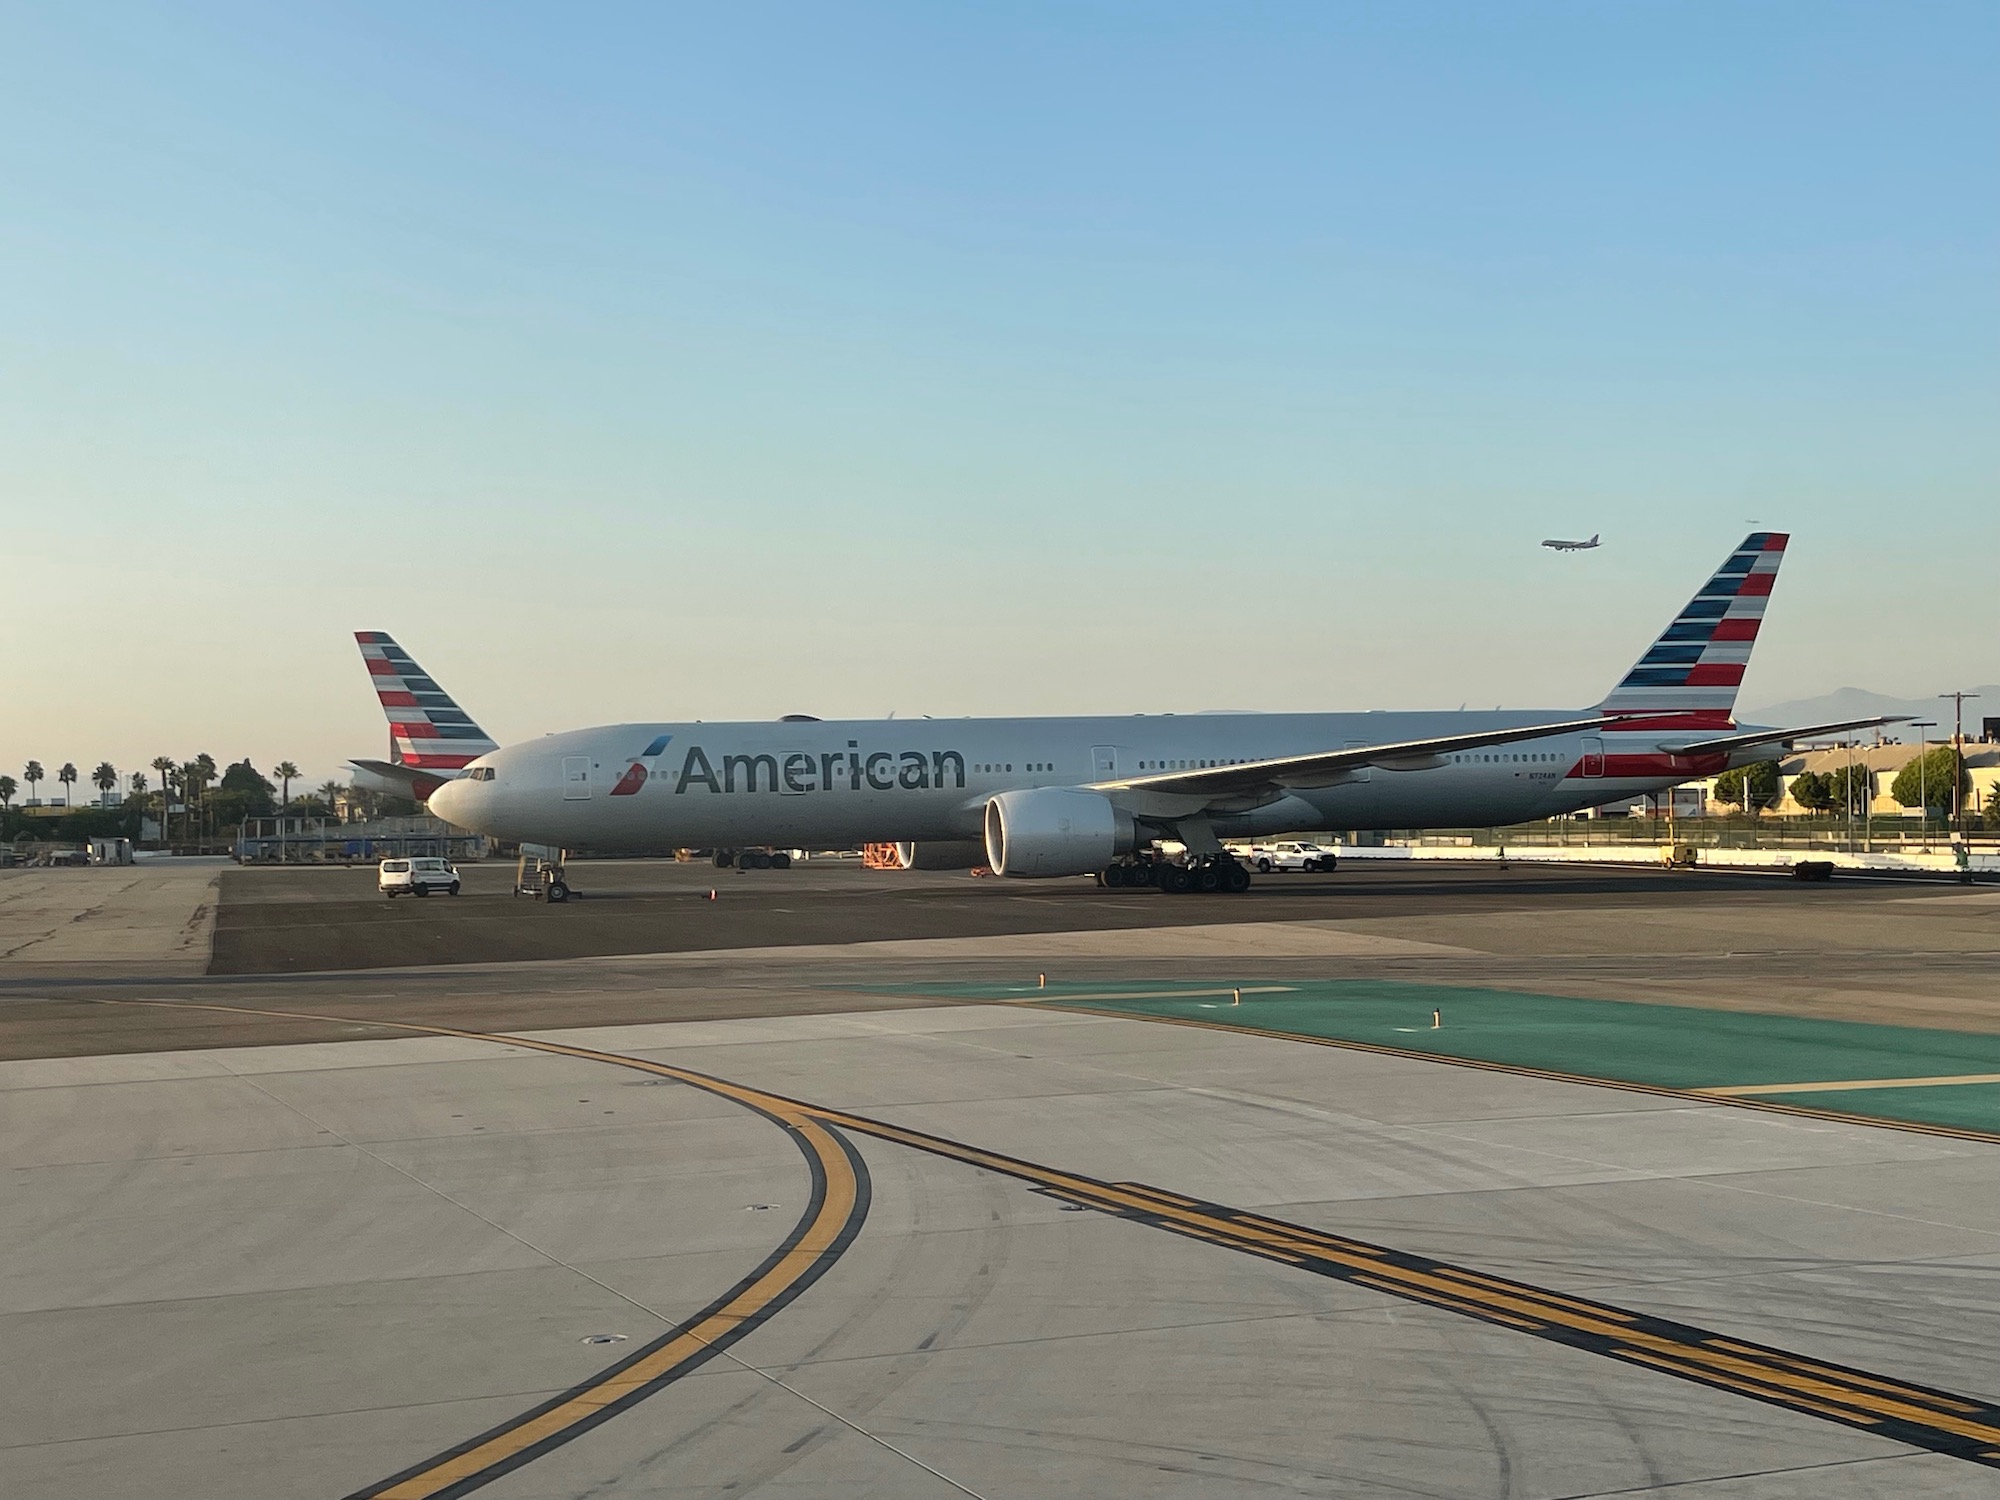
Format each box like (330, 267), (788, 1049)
(430, 710), (1739, 852)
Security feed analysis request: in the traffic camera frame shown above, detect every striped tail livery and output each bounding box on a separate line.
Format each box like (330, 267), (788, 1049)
(1598, 532), (1787, 729)
(354, 632), (499, 771)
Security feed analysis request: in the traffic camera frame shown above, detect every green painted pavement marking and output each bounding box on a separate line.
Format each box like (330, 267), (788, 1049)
(1726, 1084), (2000, 1134)
(860, 979), (2000, 1134)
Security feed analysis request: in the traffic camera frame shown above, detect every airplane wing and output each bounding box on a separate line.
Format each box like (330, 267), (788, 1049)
(1087, 715), (1621, 800)
(1655, 715), (1912, 758)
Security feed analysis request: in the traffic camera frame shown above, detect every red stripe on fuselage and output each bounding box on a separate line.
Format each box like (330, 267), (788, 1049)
(609, 762), (648, 796)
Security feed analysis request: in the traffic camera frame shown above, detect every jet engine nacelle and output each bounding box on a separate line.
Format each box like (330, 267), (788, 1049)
(892, 840), (988, 871)
(983, 788), (1134, 878)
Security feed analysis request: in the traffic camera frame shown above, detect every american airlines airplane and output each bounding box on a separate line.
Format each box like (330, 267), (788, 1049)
(427, 534), (1896, 893)
(1542, 533), (1601, 551)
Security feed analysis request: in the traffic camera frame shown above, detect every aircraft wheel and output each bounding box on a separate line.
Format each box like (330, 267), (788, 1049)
(1135, 863), (1157, 887)
(1160, 865), (1189, 894)
(1225, 864), (1251, 894)
(772, 851), (792, 869)
(1102, 864), (1126, 888)
(1196, 866), (1222, 894)
(713, 850), (734, 869)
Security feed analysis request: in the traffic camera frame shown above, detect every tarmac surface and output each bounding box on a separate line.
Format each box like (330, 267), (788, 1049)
(4, 858), (2000, 1497)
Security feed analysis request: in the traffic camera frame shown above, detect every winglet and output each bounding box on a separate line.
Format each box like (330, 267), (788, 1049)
(1598, 533), (1787, 725)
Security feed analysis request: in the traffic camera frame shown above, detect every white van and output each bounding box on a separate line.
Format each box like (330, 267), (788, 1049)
(379, 857), (461, 898)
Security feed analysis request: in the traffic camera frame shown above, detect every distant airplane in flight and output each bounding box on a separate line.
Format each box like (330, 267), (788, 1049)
(1542, 533), (1601, 551)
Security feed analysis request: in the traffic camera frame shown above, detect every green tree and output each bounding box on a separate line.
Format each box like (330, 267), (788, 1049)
(0, 775), (14, 809)
(1713, 760), (1780, 813)
(92, 762), (117, 806)
(273, 761), (300, 812)
(1889, 746), (1967, 815)
(319, 780), (343, 822)
(23, 761), (44, 804)
(1788, 770), (1832, 812)
(129, 770), (148, 798)
(1825, 763), (1873, 817)
(211, 760), (277, 828)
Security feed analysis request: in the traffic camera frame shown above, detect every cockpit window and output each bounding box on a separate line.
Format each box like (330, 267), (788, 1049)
(466, 766), (496, 781)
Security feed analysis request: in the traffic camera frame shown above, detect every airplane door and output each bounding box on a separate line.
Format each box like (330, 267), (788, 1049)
(1091, 745), (1118, 779)
(1580, 738), (1605, 778)
(561, 755), (593, 800)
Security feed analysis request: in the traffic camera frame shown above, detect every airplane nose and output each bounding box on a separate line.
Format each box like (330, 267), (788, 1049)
(429, 776), (473, 828)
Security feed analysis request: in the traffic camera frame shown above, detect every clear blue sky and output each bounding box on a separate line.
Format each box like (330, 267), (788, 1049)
(2, 2), (1994, 789)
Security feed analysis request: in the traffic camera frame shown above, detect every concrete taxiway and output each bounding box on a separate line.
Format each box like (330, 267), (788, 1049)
(4, 860), (2000, 1497)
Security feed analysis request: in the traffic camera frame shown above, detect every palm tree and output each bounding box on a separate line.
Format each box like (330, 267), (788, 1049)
(57, 763), (78, 807)
(194, 754), (216, 842)
(319, 780), (343, 824)
(0, 775), (15, 810)
(24, 761), (44, 805)
(180, 761), (203, 845)
(129, 770), (148, 798)
(273, 761), (300, 811)
(93, 762), (117, 807)
(149, 756), (175, 846)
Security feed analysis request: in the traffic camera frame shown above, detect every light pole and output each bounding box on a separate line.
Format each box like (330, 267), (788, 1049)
(1941, 692), (1981, 839)
(1912, 721), (1937, 847)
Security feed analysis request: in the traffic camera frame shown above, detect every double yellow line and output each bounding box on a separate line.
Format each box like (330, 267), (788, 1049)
(102, 1000), (2000, 1491)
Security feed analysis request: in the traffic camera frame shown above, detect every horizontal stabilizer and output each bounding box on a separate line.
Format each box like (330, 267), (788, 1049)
(1658, 715), (1913, 758)
(348, 758), (449, 801)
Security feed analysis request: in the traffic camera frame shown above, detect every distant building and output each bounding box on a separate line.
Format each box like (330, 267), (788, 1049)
(1669, 740), (2000, 819)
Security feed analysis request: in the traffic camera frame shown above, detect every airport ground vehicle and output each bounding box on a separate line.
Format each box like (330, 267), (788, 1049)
(430, 534), (1907, 897)
(379, 857), (461, 897)
(1231, 841), (1338, 873)
(513, 852), (571, 902)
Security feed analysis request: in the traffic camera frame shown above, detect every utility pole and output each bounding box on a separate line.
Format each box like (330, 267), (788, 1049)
(1913, 721), (1937, 849)
(1941, 692), (1980, 838)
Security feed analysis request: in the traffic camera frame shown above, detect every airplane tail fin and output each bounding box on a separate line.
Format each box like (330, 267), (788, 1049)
(1596, 533), (1788, 726)
(1589, 533), (1599, 545)
(354, 632), (498, 770)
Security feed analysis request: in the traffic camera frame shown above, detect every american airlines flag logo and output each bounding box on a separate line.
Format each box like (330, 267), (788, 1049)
(610, 734), (673, 796)
(1599, 533), (1787, 724)
(355, 632), (500, 770)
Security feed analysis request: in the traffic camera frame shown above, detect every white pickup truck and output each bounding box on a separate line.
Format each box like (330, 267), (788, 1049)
(1230, 841), (1338, 873)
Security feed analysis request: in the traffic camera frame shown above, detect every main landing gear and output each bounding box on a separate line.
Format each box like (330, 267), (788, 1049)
(1097, 855), (1251, 895)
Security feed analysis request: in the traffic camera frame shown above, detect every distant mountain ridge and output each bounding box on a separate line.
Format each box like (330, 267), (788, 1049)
(1742, 686), (2000, 731)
